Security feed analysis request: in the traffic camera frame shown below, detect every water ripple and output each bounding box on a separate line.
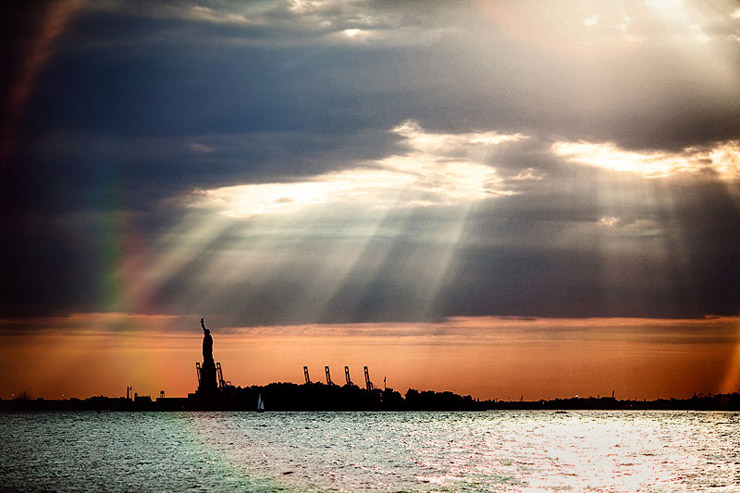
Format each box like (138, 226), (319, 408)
(1, 410), (738, 491)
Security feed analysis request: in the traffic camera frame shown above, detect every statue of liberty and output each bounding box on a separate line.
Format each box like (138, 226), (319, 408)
(201, 317), (214, 362)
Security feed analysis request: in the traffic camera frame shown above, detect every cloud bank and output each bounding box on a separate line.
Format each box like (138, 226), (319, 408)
(1, 0), (739, 327)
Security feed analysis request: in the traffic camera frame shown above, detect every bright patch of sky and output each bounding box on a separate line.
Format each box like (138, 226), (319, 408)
(188, 122), (526, 218)
(552, 140), (740, 179)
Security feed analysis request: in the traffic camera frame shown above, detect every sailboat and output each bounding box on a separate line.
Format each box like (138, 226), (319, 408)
(256, 392), (265, 412)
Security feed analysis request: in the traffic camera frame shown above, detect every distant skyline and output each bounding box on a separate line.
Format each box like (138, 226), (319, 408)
(2, 0), (739, 400)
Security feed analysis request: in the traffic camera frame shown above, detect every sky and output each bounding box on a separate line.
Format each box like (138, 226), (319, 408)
(1, 0), (740, 400)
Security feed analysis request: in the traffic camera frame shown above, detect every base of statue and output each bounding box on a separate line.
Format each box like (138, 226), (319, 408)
(197, 359), (218, 396)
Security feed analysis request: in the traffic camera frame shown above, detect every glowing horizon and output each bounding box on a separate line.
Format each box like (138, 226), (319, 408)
(1, 314), (738, 401)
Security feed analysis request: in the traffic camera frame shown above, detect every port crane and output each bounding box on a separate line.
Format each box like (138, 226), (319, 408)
(364, 366), (375, 391)
(304, 365), (311, 384)
(216, 362), (231, 389)
(325, 366), (336, 386)
(344, 366), (354, 386)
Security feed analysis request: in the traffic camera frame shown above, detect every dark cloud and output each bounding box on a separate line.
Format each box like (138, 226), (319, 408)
(19, 1), (738, 145)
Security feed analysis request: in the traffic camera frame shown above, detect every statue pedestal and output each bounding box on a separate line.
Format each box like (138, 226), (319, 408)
(197, 359), (218, 396)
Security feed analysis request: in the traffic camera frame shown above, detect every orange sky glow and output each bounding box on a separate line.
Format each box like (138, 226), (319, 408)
(2, 314), (738, 401)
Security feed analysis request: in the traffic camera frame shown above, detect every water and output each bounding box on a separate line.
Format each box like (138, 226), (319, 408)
(1, 411), (739, 492)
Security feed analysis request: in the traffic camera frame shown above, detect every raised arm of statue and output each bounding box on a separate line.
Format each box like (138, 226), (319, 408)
(201, 317), (214, 362)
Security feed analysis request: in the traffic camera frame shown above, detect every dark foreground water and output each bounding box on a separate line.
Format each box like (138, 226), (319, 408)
(1, 411), (739, 492)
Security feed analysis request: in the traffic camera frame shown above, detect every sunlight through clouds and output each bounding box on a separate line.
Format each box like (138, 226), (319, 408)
(187, 122), (526, 219)
(143, 121), (531, 326)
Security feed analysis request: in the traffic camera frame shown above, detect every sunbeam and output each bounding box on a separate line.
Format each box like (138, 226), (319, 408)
(112, 122), (524, 326)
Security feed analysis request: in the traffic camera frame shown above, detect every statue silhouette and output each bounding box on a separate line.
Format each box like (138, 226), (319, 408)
(201, 318), (214, 362)
(197, 318), (218, 397)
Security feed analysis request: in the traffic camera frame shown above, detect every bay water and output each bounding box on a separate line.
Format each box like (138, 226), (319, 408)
(1, 410), (738, 491)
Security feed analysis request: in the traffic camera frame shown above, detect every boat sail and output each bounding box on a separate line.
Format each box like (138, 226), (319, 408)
(257, 392), (265, 412)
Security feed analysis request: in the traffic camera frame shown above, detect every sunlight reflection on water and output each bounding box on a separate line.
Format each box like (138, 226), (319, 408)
(1, 411), (738, 491)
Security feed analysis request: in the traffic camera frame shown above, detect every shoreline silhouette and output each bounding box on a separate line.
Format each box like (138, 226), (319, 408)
(2, 388), (739, 412)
